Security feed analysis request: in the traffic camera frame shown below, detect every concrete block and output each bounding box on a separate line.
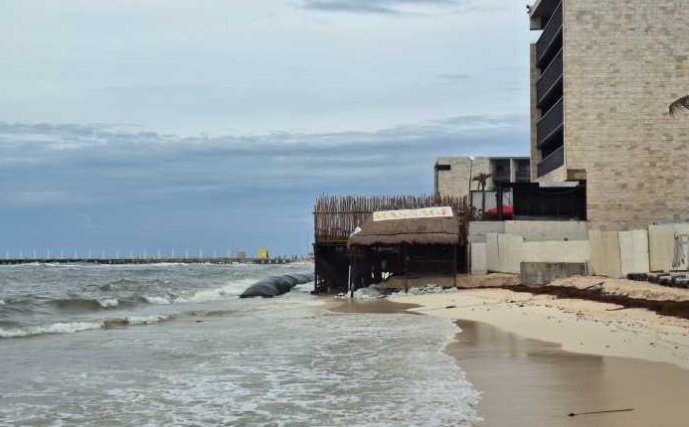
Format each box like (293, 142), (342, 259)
(497, 234), (524, 274)
(485, 233), (500, 272)
(520, 262), (589, 285)
(521, 240), (591, 263)
(470, 242), (487, 274)
(589, 229), (622, 278)
(468, 221), (505, 243)
(619, 229), (650, 275)
(505, 221), (588, 242)
(648, 224), (689, 272)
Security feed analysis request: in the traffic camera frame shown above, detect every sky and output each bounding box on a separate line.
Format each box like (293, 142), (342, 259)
(0, 0), (535, 257)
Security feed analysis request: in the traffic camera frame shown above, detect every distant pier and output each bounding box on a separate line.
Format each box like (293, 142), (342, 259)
(0, 257), (294, 265)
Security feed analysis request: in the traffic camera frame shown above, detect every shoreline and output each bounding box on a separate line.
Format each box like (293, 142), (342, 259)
(448, 318), (689, 427)
(392, 288), (689, 426)
(393, 287), (689, 370)
(329, 284), (689, 426)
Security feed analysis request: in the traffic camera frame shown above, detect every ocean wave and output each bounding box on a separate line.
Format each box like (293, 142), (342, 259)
(142, 295), (173, 305)
(177, 279), (257, 303)
(0, 321), (103, 338)
(0, 315), (173, 339)
(99, 298), (119, 308)
(103, 314), (172, 328)
(53, 297), (120, 311)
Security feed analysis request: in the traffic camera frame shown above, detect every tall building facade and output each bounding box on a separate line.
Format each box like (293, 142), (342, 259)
(529, 0), (689, 230)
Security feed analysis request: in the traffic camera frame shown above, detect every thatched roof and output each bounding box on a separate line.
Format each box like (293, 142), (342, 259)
(348, 216), (462, 247)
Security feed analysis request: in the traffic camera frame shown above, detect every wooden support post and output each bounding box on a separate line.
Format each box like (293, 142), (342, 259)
(453, 244), (458, 288)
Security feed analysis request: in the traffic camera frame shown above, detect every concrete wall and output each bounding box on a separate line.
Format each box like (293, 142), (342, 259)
(504, 221), (588, 241)
(561, 0), (689, 230)
(497, 234), (525, 274)
(470, 242), (487, 275)
(589, 230), (622, 278)
(485, 233), (500, 273)
(619, 229), (650, 276)
(469, 220), (587, 243)
(648, 224), (689, 272)
(482, 232), (590, 275)
(468, 221), (506, 243)
(589, 229), (650, 278)
(522, 240), (590, 263)
(521, 262), (589, 285)
(474, 222), (671, 278)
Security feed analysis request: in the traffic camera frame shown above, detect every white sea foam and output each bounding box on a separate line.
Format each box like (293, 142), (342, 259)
(0, 321), (103, 338)
(126, 314), (170, 325)
(0, 299), (6, 305)
(178, 279), (256, 303)
(143, 295), (172, 305)
(98, 298), (119, 308)
(292, 282), (315, 293)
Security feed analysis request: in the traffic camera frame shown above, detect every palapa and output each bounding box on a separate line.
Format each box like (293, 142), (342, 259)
(348, 216), (463, 247)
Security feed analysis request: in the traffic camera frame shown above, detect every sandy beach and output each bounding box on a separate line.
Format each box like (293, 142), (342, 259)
(384, 282), (689, 426)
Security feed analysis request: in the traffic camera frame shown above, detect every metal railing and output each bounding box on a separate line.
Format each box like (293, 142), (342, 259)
(536, 1), (562, 66)
(537, 145), (564, 177)
(537, 98), (563, 147)
(537, 49), (563, 106)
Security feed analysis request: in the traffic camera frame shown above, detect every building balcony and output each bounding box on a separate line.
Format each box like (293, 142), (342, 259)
(535, 1), (562, 68)
(537, 49), (563, 108)
(537, 145), (564, 177)
(537, 98), (563, 148)
(529, 0), (561, 30)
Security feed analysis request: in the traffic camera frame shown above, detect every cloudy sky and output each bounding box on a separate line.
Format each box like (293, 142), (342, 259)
(1, 0), (534, 256)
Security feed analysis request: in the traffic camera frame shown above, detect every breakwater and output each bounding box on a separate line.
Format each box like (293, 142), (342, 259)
(0, 257), (293, 265)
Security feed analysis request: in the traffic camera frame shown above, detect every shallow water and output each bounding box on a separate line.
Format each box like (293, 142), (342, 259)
(0, 264), (480, 426)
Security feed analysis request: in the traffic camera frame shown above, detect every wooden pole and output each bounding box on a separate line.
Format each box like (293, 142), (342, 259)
(453, 243), (458, 288)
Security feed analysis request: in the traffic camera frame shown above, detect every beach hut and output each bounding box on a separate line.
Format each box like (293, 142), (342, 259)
(347, 207), (465, 293)
(313, 195), (467, 294)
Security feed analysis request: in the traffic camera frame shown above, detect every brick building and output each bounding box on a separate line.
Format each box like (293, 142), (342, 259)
(529, 0), (689, 231)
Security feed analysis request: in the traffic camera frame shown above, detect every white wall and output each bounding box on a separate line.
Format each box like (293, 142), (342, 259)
(468, 222), (506, 243)
(648, 224), (689, 272)
(497, 234), (524, 273)
(589, 230), (622, 278)
(619, 229), (650, 276)
(504, 221), (588, 241)
(485, 233), (500, 273)
(473, 224), (663, 278)
(469, 220), (588, 243)
(522, 241), (590, 263)
(483, 233), (590, 274)
(470, 242), (487, 275)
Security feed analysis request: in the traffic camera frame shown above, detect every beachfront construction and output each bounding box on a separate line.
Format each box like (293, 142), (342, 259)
(312, 0), (689, 292)
(529, 0), (689, 230)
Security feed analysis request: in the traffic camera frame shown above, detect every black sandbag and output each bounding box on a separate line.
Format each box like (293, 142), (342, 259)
(239, 273), (314, 298)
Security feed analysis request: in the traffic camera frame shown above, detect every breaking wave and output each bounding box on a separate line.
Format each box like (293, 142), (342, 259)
(0, 315), (172, 339)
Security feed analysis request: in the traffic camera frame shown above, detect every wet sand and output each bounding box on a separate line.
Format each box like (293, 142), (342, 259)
(451, 319), (689, 427)
(330, 299), (689, 426)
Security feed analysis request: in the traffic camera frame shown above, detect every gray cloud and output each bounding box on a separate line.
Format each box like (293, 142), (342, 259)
(299, 0), (464, 14)
(0, 116), (527, 254)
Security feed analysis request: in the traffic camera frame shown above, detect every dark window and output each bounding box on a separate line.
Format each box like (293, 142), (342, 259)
(435, 164), (451, 171)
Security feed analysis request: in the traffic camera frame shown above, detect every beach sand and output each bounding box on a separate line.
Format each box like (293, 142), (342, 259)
(451, 319), (689, 427)
(333, 285), (689, 426)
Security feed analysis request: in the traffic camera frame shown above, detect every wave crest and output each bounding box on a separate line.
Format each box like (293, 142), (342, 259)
(0, 315), (173, 339)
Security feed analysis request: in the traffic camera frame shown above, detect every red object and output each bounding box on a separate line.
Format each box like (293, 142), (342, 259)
(486, 205), (513, 219)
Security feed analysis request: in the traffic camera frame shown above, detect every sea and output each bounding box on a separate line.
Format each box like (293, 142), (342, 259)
(0, 263), (481, 426)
